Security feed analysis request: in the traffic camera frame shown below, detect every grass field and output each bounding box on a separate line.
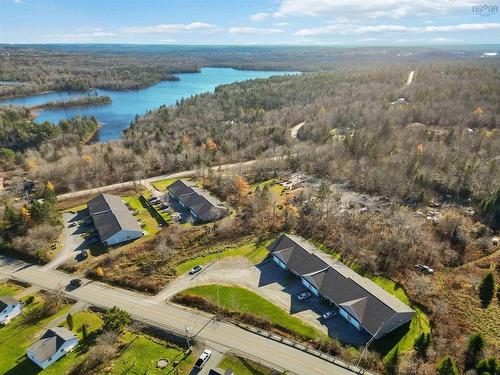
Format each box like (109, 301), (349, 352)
(151, 178), (181, 191)
(218, 354), (273, 375)
(0, 294), (71, 375)
(0, 281), (24, 296)
(109, 332), (193, 374)
(370, 276), (430, 358)
(175, 241), (270, 275)
(179, 284), (321, 340)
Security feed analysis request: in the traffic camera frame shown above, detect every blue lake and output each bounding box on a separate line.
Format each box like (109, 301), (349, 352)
(0, 67), (296, 142)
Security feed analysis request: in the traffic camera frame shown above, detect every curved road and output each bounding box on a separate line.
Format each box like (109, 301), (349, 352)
(0, 255), (369, 375)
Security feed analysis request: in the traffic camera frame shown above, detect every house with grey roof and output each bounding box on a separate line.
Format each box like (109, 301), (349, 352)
(267, 234), (414, 339)
(168, 180), (228, 223)
(0, 296), (22, 325)
(88, 193), (143, 246)
(27, 327), (78, 369)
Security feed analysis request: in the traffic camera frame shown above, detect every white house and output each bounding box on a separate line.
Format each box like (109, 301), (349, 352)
(0, 296), (22, 325)
(27, 327), (78, 369)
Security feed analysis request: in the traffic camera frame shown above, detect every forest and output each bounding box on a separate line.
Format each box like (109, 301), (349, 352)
(12, 60), (497, 224)
(0, 107), (99, 153)
(0, 44), (484, 98)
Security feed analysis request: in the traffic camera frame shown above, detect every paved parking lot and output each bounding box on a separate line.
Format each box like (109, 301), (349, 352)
(159, 257), (370, 345)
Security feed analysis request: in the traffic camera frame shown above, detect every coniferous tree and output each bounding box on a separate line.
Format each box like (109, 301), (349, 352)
(479, 272), (495, 308)
(437, 357), (458, 375)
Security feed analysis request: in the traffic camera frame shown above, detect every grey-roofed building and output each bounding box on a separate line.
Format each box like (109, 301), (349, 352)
(267, 234), (414, 339)
(27, 327), (78, 369)
(88, 193), (143, 246)
(208, 368), (234, 375)
(168, 179), (228, 223)
(0, 296), (22, 324)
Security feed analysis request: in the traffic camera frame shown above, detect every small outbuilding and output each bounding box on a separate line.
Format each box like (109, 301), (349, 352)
(27, 327), (78, 369)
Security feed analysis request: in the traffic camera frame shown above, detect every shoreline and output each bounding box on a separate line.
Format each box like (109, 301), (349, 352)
(0, 66), (299, 101)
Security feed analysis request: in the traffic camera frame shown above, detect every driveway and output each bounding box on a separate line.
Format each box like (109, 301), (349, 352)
(155, 257), (370, 345)
(43, 212), (88, 270)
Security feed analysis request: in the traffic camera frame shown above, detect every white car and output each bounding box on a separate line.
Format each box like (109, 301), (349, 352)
(194, 349), (212, 369)
(297, 292), (312, 301)
(322, 311), (337, 320)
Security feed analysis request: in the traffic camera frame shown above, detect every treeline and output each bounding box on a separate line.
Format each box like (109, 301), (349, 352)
(0, 107), (99, 155)
(32, 95), (111, 109)
(0, 45), (484, 98)
(0, 183), (61, 263)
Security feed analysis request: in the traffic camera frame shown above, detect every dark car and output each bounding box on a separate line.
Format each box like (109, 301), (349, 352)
(87, 237), (99, 244)
(68, 222), (77, 227)
(69, 279), (82, 288)
(78, 250), (88, 261)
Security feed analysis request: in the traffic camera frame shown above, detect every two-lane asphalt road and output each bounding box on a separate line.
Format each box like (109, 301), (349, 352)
(0, 255), (364, 375)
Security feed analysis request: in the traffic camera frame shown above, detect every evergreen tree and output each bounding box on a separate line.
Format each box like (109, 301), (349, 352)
(465, 333), (485, 370)
(476, 357), (498, 375)
(437, 357), (458, 375)
(102, 306), (131, 333)
(66, 313), (73, 330)
(81, 324), (88, 340)
(479, 272), (495, 308)
(413, 332), (431, 358)
(384, 346), (400, 375)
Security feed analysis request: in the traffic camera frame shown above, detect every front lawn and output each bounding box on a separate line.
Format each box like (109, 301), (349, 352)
(0, 294), (71, 375)
(178, 284), (321, 340)
(175, 240), (270, 275)
(152, 178), (181, 191)
(108, 332), (193, 374)
(218, 354), (273, 375)
(0, 280), (24, 296)
(123, 194), (163, 236)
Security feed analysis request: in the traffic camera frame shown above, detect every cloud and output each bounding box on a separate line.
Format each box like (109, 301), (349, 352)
(250, 12), (270, 21)
(42, 32), (116, 43)
(274, 0), (475, 19)
(432, 37), (456, 42)
(295, 22), (500, 35)
(122, 22), (217, 34)
(157, 39), (176, 43)
(229, 27), (284, 34)
(274, 22), (292, 26)
(14, 0), (23, 3)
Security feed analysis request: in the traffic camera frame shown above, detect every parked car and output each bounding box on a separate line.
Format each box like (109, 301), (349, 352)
(68, 222), (77, 227)
(322, 311), (337, 320)
(194, 349), (212, 369)
(87, 237), (99, 244)
(78, 250), (88, 261)
(160, 204), (170, 210)
(149, 197), (159, 203)
(189, 265), (203, 275)
(297, 292), (312, 301)
(162, 207), (170, 213)
(416, 264), (435, 274)
(69, 279), (82, 288)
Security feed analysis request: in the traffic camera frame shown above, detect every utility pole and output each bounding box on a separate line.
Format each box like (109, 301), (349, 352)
(356, 322), (384, 369)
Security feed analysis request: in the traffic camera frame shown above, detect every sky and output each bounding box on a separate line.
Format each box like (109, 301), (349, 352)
(1, 0), (499, 45)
